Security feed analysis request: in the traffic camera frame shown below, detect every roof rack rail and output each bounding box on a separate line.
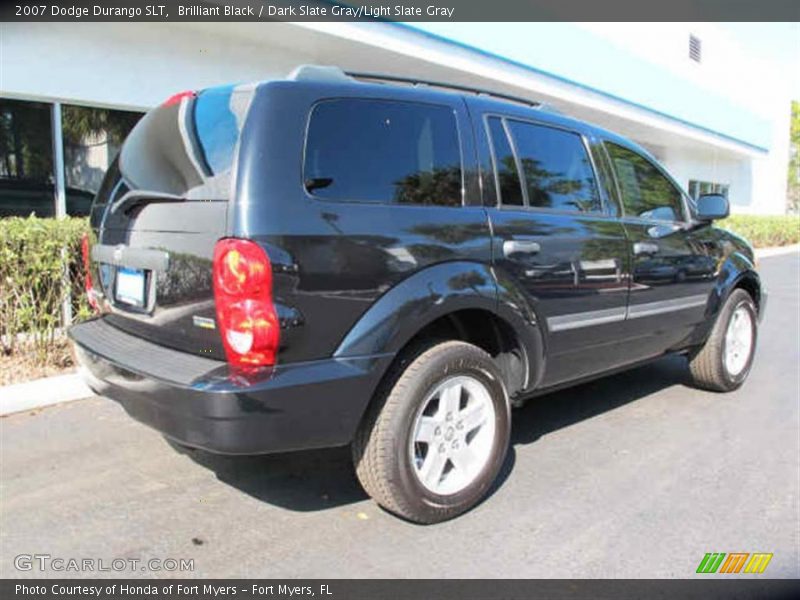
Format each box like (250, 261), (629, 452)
(346, 71), (544, 109)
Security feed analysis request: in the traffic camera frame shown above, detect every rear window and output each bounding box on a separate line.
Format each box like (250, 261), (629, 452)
(118, 83), (254, 200)
(193, 86), (243, 175)
(303, 99), (462, 207)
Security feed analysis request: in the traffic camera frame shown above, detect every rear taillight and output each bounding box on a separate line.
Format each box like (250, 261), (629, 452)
(212, 239), (280, 368)
(161, 90), (196, 107)
(81, 233), (99, 312)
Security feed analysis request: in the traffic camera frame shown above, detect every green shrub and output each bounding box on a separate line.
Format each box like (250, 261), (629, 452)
(0, 216), (92, 362)
(718, 215), (800, 248)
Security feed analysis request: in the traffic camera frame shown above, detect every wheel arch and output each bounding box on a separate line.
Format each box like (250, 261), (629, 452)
(717, 251), (762, 312)
(689, 251), (762, 348)
(334, 261), (544, 404)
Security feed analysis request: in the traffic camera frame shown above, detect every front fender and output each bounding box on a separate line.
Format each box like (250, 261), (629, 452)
(690, 250), (761, 346)
(716, 251), (760, 309)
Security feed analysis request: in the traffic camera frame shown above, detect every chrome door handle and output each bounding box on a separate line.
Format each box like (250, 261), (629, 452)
(503, 239), (541, 257)
(633, 241), (659, 256)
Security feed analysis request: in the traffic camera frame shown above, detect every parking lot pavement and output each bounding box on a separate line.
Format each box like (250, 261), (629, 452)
(1, 252), (798, 579)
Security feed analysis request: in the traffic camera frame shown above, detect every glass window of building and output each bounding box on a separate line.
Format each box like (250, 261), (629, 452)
(0, 99), (55, 218)
(0, 99), (143, 218)
(62, 105), (142, 216)
(688, 179), (730, 200)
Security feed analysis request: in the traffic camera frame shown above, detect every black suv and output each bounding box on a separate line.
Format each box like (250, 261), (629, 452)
(70, 66), (765, 523)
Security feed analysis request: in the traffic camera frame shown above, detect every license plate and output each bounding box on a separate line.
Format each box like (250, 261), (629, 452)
(115, 268), (146, 307)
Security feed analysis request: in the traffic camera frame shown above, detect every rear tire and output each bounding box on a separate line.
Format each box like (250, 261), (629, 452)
(689, 289), (757, 392)
(352, 341), (510, 524)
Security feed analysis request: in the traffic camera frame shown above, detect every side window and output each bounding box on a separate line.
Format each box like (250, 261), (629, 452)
(606, 143), (685, 222)
(507, 120), (601, 213)
(486, 117), (523, 206)
(303, 99), (462, 206)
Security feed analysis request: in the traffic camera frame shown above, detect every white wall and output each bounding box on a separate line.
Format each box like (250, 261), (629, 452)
(0, 22), (314, 110)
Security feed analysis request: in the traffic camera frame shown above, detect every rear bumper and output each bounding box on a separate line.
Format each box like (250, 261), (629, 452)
(69, 318), (393, 455)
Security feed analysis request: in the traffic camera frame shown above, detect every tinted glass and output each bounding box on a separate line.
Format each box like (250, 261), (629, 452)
(0, 99), (54, 217)
(487, 117), (523, 206)
(62, 105), (142, 216)
(304, 99), (462, 206)
(508, 121), (601, 213)
(118, 83), (254, 202)
(606, 143), (684, 221)
(193, 85), (250, 175)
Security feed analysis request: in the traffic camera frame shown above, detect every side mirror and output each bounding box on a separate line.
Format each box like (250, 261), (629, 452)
(696, 193), (729, 221)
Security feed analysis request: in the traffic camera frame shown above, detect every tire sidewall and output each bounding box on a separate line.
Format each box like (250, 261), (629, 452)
(392, 344), (511, 519)
(719, 292), (758, 388)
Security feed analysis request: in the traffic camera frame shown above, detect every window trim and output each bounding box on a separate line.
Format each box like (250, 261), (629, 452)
(585, 134), (622, 218)
(301, 96), (466, 208)
(484, 115), (525, 209)
(601, 140), (692, 225)
(483, 112), (608, 217)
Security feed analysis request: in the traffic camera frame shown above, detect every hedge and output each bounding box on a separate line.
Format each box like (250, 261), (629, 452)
(0, 216), (91, 361)
(719, 215), (800, 248)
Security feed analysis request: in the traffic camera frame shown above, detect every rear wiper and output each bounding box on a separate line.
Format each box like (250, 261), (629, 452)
(305, 177), (334, 192)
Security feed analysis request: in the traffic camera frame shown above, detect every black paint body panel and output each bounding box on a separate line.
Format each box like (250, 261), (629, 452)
(70, 75), (764, 454)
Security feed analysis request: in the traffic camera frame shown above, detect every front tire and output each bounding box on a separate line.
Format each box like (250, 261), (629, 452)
(689, 289), (758, 392)
(352, 341), (510, 524)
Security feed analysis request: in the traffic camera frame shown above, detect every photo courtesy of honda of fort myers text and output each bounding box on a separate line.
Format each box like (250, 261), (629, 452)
(1, 1), (799, 598)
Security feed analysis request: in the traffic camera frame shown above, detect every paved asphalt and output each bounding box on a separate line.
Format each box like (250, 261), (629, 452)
(1, 252), (798, 579)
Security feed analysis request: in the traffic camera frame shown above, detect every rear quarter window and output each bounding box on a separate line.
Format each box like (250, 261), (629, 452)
(303, 99), (463, 207)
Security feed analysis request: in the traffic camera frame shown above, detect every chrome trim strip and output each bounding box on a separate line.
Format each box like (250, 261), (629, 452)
(547, 294), (708, 332)
(548, 307), (627, 332)
(627, 294), (708, 319)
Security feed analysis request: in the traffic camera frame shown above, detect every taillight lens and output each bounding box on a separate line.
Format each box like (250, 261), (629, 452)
(161, 90), (196, 107)
(81, 233), (99, 312)
(212, 239), (279, 368)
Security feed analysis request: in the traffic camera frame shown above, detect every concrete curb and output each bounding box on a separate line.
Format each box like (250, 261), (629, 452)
(755, 244), (800, 258)
(0, 370), (93, 416)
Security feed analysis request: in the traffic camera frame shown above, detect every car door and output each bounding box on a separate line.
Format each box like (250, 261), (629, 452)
(602, 141), (719, 362)
(480, 113), (631, 388)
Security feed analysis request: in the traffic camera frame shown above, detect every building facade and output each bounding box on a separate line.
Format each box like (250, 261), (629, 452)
(0, 21), (792, 217)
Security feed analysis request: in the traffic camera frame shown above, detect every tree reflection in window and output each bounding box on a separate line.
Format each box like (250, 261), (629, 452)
(507, 120), (601, 213)
(393, 165), (462, 207)
(304, 99), (462, 207)
(487, 118), (524, 206)
(606, 143), (683, 222)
